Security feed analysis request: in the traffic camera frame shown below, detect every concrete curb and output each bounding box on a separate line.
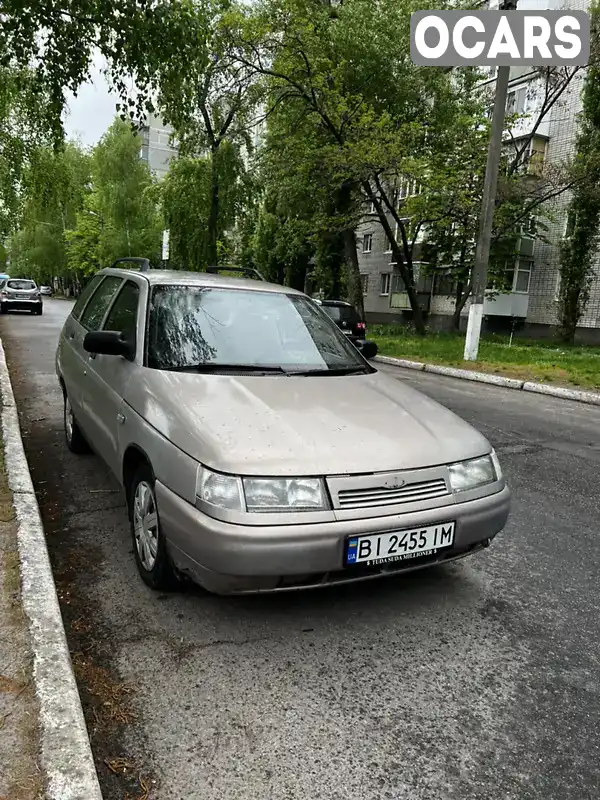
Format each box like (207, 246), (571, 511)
(0, 341), (103, 800)
(374, 354), (600, 406)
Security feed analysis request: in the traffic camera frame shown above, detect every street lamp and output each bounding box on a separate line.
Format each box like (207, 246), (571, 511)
(463, 0), (518, 361)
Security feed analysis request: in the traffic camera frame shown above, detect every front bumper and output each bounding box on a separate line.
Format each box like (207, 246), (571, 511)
(156, 481), (511, 594)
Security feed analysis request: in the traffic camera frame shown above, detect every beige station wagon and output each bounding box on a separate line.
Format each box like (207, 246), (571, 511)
(55, 265), (510, 594)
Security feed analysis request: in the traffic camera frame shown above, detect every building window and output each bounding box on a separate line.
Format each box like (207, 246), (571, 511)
(528, 136), (547, 175)
(380, 273), (391, 295)
(391, 274), (405, 293)
(514, 258), (533, 293)
(362, 233), (373, 253)
(506, 86), (527, 115)
(360, 274), (369, 293)
(369, 200), (376, 214)
(384, 234), (393, 253)
(398, 178), (422, 201)
(521, 215), (537, 238)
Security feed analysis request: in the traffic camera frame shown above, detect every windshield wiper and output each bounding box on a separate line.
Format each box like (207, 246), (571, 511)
(292, 366), (370, 376)
(165, 363), (288, 374)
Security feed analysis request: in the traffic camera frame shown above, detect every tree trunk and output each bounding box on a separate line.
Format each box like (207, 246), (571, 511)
(452, 281), (472, 331)
(558, 286), (580, 344)
(342, 228), (365, 319)
(205, 151), (219, 266)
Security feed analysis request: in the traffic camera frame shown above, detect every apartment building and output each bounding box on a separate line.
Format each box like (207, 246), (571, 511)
(358, 0), (598, 340)
(138, 112), (178, 179)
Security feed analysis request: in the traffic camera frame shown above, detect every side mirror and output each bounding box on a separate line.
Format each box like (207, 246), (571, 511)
(83, 330), (134, 360)
(355, 339), (378, 360)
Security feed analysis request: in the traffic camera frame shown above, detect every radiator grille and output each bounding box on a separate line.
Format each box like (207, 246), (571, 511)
(337, 477), (449, 509)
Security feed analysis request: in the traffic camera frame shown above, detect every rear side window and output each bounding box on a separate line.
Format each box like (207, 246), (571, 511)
(103, 281), (140, 341)
(79, 277), (123, 331)
(71, 275), (104, 321)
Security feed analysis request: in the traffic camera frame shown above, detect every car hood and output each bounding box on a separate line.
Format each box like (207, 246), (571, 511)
(125, 368), (490, 476)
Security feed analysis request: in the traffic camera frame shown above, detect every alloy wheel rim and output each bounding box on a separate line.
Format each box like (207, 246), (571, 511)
(133, 481), (159, 571)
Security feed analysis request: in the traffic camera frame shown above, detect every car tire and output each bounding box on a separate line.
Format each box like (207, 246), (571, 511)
(0, 304), (6, 314)
(128, 463), (177, 591)
(63, 392), (90, 454)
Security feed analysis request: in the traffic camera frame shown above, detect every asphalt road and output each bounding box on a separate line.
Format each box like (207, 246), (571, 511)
(2, 298), (600, 800)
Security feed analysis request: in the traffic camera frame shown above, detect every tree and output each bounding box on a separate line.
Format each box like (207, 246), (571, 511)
(91, 118), (162, 265)
(230, 0), (474, 332)
(0, 0), (204, 137)
(0, 67), (54, 238)
(154, 0), (260, 266)
(8, 141), (91, 284)
(65, 194), (103, 280)
(558, 7), (600, 343)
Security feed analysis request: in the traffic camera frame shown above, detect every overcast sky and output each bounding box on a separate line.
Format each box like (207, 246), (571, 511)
(62, 54), (121, 148)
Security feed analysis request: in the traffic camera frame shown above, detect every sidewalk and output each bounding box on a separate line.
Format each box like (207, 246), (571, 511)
(0, 340), (103, 800)
(0, 447), (42, 800)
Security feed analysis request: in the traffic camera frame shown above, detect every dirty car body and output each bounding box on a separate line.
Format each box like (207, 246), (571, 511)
(55, 268), (510, 594)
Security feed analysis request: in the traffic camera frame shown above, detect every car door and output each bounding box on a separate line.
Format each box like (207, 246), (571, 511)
(57, 274), (109, 421)
(71, 276), (125, 446)
(81, 279), (141, 477)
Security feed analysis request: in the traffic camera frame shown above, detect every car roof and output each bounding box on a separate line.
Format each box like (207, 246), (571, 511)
(96, 267), (306, 296)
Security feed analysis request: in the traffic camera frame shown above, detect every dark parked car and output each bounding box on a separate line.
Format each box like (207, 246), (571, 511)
(314, 300), (366, 341)
(0, 278), (43, 315)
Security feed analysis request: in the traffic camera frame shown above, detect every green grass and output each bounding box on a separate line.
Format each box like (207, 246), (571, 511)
(370, 324), (600, 391)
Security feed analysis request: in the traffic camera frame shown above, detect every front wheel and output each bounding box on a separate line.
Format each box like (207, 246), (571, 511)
(128, 464), (177, 591)
(63, 393), (90, 454)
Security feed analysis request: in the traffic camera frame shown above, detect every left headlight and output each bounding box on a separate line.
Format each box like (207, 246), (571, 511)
(448, 453), (499, 493)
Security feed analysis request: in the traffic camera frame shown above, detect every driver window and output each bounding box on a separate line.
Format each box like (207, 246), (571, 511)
(103, 280), (140, 346)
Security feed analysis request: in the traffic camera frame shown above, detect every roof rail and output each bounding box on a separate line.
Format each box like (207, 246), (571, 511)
(110, 257), (151, 272)
(205, 265), (266, 282)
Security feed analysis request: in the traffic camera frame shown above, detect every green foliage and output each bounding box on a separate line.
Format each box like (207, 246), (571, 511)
(0, 0), (204, 137)
(8, 142), (91, 283)
(160, 139), (248, 271)
(558, 6), (600, 343)
(154, 0), (260, 266)
(91, 118), (162, 266)
(161, 156), (212, 270)
(65, 195), (103, 279)
(9, 117), (161, 284)
(0, 67), (54, 237)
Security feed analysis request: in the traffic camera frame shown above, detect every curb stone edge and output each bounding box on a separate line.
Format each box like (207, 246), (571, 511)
(0, 339), (103, 800)
(374, 355), (600, 406)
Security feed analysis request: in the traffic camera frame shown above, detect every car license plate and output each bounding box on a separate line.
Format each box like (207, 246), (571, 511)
(345, 521), (455, 567)
(342, 329), (353, 335)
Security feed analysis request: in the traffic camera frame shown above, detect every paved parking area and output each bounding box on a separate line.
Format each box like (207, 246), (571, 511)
(2, 298), (600, 800)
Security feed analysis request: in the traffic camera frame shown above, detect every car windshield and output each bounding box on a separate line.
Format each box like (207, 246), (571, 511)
(7, 280), (36, 290)
(146, 285), (369, 373)
(321, 304), (360, 324)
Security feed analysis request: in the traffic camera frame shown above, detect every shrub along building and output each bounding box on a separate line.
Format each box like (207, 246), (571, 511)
(357, 0), (600, 341)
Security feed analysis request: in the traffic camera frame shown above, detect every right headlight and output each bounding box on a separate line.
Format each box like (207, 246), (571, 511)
(196, 466), (329, 513)
(448, 453), (500, 493)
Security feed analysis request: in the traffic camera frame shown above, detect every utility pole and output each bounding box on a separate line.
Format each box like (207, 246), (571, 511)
(464, 0), (516, 361)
